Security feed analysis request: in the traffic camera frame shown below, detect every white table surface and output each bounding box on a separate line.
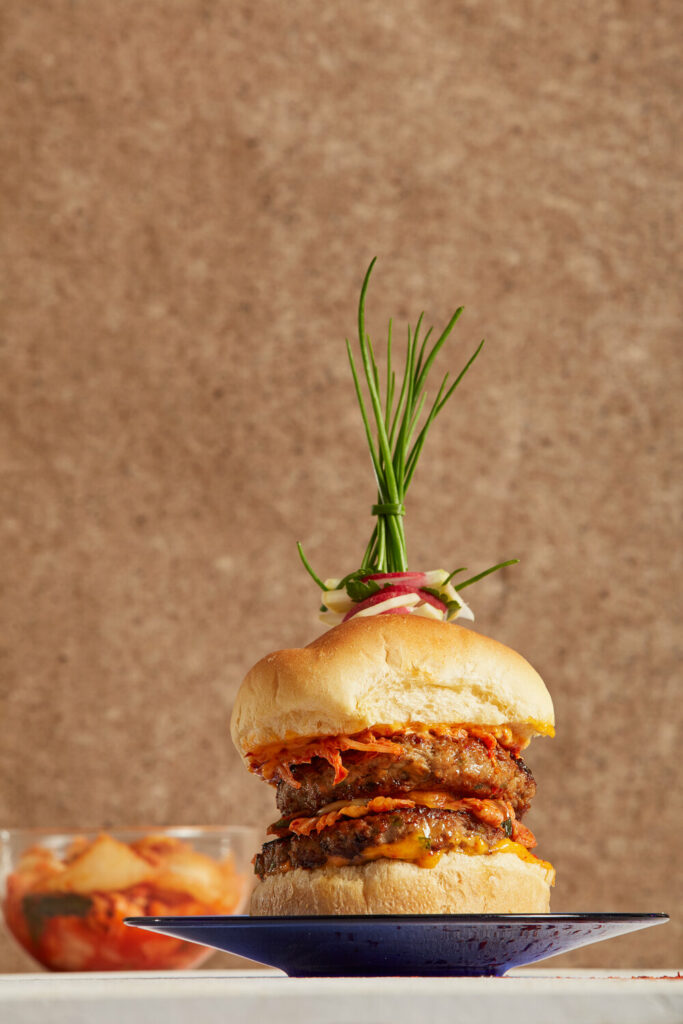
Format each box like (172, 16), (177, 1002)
(1, 969), (681, 1024)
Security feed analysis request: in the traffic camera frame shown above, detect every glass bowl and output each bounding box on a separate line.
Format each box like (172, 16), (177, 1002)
(0, 826), (258, 971)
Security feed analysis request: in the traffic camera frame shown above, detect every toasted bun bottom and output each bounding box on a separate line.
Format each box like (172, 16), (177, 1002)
(250, 851), (552, 916)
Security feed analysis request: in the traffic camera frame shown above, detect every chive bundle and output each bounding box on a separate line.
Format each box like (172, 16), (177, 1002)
(347, 258), (484, 573)
(298, 259), (517, 609)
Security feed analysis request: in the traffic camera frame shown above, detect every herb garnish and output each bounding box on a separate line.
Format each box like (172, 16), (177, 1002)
(298, 260), (518, 621)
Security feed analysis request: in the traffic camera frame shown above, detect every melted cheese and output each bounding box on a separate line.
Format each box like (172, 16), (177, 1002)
(318, 832), (555, 881)
(527, 719), (555, 738)
(328, 834), (444, 869)
(324, 833), (509, 871)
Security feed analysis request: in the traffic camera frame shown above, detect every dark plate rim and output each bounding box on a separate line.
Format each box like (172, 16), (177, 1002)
(125, 912), (669, 927)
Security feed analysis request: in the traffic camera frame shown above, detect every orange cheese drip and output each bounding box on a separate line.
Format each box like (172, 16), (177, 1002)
(324, 834), (555, 881)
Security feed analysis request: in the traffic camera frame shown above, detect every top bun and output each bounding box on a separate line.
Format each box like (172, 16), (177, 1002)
(230, 615), (553, 762)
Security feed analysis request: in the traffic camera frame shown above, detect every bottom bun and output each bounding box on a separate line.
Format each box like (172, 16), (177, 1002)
(250, 852), (553, 916)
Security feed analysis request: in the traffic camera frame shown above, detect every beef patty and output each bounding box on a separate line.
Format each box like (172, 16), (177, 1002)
(275, 731), (535, 818)
(255, 806), (508, 879)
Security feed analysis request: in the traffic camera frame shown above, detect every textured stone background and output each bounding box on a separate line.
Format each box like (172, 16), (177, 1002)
(1, 0), (681, 971)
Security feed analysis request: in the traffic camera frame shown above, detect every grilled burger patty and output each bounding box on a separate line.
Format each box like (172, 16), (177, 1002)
(275, 732), (536, 818)
(255, 806), (508, 879)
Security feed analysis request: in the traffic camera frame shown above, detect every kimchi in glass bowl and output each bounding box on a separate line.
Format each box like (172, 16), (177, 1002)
(0, 826), (257, 971)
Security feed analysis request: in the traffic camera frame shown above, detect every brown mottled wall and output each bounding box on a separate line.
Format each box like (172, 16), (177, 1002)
(1, 0), (681, 970)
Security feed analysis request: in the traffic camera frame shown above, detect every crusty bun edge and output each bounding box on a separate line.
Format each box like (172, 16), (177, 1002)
(250, 851), (552, 915)
(231, 615), (553, 760)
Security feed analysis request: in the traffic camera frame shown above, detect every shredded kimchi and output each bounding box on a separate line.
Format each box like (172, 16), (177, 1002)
(248, 724), (524, 787)
(248, 730), (404, 787)
(268, 792), (537, 849)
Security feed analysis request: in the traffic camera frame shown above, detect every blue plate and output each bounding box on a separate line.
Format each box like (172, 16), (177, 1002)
(124, 913), (667, 976)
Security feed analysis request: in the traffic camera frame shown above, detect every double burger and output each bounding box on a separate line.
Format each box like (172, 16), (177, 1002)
(230, 613), (555, 915)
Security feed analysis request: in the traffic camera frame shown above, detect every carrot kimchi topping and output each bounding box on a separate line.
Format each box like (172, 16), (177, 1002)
(248, 730), (404, 787)
(267, 791), (537, 848)
(282, 797), (416, 837)
(247, 723), (525, 787)
(466, 726), (498, 762)
(508, 819), (536, 849)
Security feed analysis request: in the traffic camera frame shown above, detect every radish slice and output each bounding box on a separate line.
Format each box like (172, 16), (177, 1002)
(317, 569), (475, 626)
(362, 571), (427, 587)
(417, 589), (448, 612)
(342, 585), (418, 621)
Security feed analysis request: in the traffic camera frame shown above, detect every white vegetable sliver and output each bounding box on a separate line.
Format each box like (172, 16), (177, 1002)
(450, 595), (475, 621)
(422, 569), (449, 586)
(321, 588), (355, 613)
(411, 601), (444, 620)
(352, 593), (420, 618)
(318, 610), (345, 626)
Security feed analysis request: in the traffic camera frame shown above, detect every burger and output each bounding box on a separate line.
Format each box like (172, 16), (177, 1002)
(232, 263), (556, 914)
(230, 613), (555, 915)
